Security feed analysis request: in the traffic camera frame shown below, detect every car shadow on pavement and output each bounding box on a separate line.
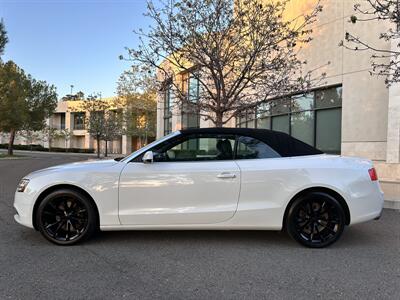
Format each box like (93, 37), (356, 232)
(17, 219), (384, 249)
(82, 226), (377, 249)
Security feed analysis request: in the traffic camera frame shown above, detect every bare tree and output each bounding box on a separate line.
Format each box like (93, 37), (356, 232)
(60, 128), (71, 152)
(101, 110), (124, 157)
(19, 129), (40, 150)
(117, 66), (157, 147)
(78, 94), (108, 158)
(122, 0), (325, 127)
(78, 94), (123, 158)
(342, 0), (400, 86)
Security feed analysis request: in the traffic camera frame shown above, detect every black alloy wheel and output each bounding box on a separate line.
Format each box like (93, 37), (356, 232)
(286, 192), (346, 248)
(36, 189), (97, 245)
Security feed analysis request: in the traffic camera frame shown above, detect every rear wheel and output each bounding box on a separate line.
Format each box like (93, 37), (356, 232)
(286, 192), (346, 248)
(36, 189), (98, 245)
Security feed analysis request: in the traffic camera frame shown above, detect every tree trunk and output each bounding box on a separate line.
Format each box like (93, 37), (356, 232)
(8, 129), (15, 156)
(105, 140), (108, 157)
(96, 136), (100, 158)
(215, 112), (224, 127)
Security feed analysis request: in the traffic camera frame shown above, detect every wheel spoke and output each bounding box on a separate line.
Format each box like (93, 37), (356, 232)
(309, 223), (315, 241)
(53, 219), (66, 237)
(315, 224), (325, 242)
(66, 221), (71, 241)
(298, 220), (311, 229)
(45, 220), (62, 229)
(318, 222), (337, 234)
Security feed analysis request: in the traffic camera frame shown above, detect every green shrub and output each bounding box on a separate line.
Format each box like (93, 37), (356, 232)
(0, 144), (95, 154)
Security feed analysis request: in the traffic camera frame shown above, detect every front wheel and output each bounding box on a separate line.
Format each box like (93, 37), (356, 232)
(36, 189), (98, 245)
(286, 192), (346, 248)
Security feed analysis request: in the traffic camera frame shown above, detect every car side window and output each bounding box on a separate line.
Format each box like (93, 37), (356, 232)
(236, 136), (280, 159)
(155, 135), (235, 162)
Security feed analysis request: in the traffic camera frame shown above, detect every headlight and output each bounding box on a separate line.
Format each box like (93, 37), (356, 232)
(17, 179), (30, 192)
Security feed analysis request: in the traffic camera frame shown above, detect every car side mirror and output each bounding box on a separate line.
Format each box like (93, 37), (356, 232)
(142, 151), (154, 164)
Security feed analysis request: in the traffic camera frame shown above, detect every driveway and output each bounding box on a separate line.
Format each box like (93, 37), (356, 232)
(0, 152), (399, 299)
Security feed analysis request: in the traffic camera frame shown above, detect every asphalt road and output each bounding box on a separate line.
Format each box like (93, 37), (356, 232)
(0, 152), (399, 299)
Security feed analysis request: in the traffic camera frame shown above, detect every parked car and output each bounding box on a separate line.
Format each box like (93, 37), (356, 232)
(14, 128), (384, 247)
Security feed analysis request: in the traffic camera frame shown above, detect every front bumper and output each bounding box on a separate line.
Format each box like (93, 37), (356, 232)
(13, 191), (35, 229)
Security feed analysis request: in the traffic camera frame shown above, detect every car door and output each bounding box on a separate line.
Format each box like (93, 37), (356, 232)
(118, 134), (241, 225)
(233, 135), (289, 225)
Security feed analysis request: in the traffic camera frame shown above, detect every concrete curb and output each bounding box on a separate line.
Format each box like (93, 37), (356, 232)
(384, 200), (400, 210)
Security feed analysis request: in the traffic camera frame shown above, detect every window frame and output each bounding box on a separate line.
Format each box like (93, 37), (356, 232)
(134, 133), (282, 163)
(153, 133), (236, 162)
(73, 112), (85, 130)
(181, 73), (200, 130)
(163, 81), (173, 136)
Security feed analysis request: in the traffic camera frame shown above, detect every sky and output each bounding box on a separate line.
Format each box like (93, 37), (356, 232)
(0, 0), (153, 98)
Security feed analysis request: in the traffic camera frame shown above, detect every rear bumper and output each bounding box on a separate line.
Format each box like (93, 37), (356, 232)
(349, 188), (384, 225)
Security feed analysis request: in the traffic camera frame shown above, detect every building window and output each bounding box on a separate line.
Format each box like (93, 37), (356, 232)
(188, 75), (200, 103)
(236, 86), (342, 154)
(60, 113), (65, 130)
(73, 113), (85, 130)
(163, 83), (173, 136)
(236, 109), (256, 128)
(182, 75), (200, 129)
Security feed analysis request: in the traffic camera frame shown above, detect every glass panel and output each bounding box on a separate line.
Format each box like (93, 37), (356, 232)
(236, 112), (247, 128)
(164, 84), (173, 112)
(257, 117), (271, 129)
(270, 99), (290, 115)
(60, 114), (65, 130)
(188, 76), (199, 103)
(257, 102), (271, 117)
(315, 86), (342, 109)
(292, 93), (314, 112)
(247, 119), (256, 128)
(236, 136), (280, 159)
(162, 137), (235, 161)
(182, 112), (199, 129)
(246, 109), (256, 128)
(272, 115), (289, 133)
(316, 108), (342, 154)
(163, 117), (172, 135)
(291, 111), (314, 146)
(73, 113), (85, 130)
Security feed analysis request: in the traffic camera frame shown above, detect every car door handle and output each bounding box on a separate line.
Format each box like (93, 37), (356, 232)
(217, 172), (236, 179)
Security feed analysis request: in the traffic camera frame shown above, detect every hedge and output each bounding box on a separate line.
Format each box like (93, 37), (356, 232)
(0, 144), (95, 154)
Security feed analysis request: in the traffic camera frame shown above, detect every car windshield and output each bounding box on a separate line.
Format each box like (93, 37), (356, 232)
(119, 131), (180, 162)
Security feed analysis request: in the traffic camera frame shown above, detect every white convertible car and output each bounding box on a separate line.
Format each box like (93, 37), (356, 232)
(14, 128), (384, 247)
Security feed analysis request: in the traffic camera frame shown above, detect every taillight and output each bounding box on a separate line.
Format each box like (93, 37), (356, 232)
(368, 168), (378, 181)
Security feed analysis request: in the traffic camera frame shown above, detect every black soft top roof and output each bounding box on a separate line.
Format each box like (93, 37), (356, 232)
(180, 128), (323, 157)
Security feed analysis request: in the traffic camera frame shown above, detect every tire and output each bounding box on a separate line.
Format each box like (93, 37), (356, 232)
(286, 192), (346, 248)
(36, 189), (98, 245)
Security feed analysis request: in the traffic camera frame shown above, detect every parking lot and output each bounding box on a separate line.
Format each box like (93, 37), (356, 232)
(0, 151), (399, 299)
